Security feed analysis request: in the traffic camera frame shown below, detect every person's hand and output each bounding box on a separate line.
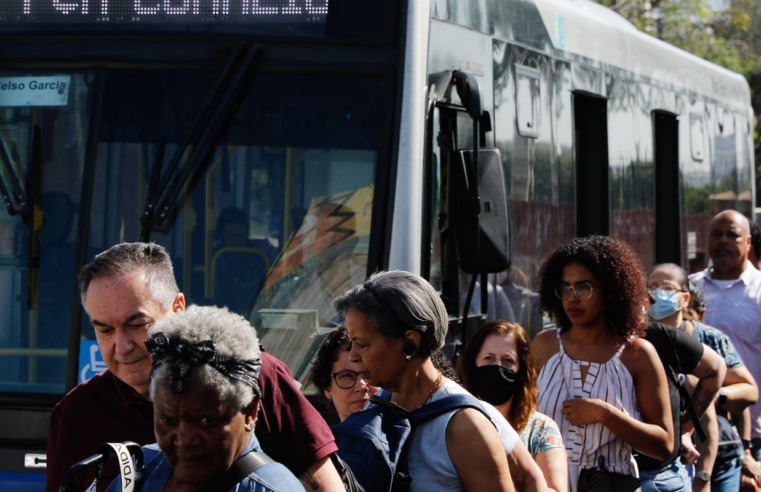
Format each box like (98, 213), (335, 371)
(743, 450), (761, 486)
(680, 431), (700, 465)
(561, 398), (610, 426)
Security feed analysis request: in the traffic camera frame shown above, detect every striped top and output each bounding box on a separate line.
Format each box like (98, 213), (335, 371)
(537, 329), (641, 492)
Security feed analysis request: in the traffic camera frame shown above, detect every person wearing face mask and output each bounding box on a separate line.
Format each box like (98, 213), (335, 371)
(650, 264), (759, 492)
(640, 264), (728, 492)
(458, 321), (568, 492)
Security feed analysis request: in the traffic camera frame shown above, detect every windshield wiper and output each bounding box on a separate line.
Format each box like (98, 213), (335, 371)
(0, 134), (28, 219)
(140, 43), (262, 240)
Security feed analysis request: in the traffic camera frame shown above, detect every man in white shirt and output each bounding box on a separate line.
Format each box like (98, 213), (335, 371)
(690, 210), (761, 463)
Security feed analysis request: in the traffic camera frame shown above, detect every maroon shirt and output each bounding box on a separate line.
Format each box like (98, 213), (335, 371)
(46, 352), (337, 492)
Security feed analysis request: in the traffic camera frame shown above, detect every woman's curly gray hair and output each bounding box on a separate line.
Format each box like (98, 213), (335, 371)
(334, 270), (447, 358)
(148, 305), (261, 409)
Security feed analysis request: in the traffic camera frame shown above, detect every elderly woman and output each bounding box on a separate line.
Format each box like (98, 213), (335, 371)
(106, 305), (304, 492)
(335, 270), (548, 492)
(458, 321), (567, 492)
(533, 236), (673, 492)
(312, 326), (380, 422)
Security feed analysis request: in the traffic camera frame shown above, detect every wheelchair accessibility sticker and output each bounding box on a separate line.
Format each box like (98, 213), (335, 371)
(79, 341), (107, 383)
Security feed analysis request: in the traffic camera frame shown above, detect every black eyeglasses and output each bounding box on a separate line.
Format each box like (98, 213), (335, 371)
(331, 370), (370, 389)
(555, 282), (596, 301)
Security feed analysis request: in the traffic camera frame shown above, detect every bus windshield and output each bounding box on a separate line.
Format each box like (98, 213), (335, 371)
(0, 68), (384, 395)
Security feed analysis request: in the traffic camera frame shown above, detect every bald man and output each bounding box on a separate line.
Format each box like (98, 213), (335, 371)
(690, 210), (761, 468)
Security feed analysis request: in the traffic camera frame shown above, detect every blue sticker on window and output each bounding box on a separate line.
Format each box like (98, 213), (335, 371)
(79, 341), (106, 383)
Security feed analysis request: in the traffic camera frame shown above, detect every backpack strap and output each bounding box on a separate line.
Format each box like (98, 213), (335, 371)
(212, 451), (275, 492)
(656, 324), (707, 442)
(368, 392), (493, 426)
(393, 394), (494, 492)
(407, 394), (492, 426)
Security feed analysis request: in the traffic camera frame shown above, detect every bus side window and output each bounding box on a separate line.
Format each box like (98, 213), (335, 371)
(515, 64), (541, 139)
(690, 114), (706, 162)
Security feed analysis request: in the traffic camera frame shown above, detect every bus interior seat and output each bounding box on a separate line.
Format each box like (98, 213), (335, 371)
(211, 246), (271, 316)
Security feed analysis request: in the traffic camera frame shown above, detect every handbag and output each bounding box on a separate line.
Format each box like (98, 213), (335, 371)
(578, 456), (641, 492)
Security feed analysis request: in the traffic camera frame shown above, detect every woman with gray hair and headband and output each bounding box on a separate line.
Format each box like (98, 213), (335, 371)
(106, 305), (303, 492)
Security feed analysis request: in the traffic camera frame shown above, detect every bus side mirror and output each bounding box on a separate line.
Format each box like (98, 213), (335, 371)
(450, 148), (510, 274)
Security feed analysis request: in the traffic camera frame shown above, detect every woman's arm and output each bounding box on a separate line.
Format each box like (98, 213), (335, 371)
(506, 440), (549, 492)
(692, 404), (718, 492)
(722, 365), (758, 413)
(562, 338), (673, 461)
(688, 344), (726, 420)
(447, 408), (516, 492)
(534, 448), (568, 492)
(737, 407), (761, 486)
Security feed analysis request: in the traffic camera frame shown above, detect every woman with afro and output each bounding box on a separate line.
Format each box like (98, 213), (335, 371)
(532, 236), (673, 491)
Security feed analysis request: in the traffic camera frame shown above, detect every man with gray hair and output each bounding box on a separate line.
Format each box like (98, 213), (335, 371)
(690, 210), (761, 469)
(46, 243), (342, 492)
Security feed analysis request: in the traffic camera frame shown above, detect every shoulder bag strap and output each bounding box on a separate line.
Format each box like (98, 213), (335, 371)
(212, 451), (275, 492)
(657, 324), (707, 442)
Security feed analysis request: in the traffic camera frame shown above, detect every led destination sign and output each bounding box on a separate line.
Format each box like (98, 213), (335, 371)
(0, 1), (395, 42)
(2, 0), (329, 22)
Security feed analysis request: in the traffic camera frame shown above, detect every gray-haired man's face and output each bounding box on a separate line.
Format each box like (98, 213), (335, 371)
(85, 270), (184, 397)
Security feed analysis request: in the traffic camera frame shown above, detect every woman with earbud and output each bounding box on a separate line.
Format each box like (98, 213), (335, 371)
(335, 270), (548, 492)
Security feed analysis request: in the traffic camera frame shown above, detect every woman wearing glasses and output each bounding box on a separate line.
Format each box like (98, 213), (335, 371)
(312, 326), (379, 422)
(649, 264), (758, 492)
(532, 236), (673, 492)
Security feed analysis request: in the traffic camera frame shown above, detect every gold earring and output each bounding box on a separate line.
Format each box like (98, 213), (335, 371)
(245, 422), (253, 431)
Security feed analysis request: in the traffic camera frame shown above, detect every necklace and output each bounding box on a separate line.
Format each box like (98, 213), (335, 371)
(428, 371), (444, 402)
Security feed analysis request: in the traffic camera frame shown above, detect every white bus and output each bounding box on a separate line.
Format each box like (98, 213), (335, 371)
(0, 0), (753, 487)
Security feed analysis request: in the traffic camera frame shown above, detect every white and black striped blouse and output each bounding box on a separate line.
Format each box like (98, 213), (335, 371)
(537, 329), (641, 492)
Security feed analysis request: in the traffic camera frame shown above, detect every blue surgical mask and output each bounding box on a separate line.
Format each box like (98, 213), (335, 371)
(649, 289), (682, 320)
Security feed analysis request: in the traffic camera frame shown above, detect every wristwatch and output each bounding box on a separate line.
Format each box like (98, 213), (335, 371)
(743, 438), (754, 451)
(695, 471), (711, 482)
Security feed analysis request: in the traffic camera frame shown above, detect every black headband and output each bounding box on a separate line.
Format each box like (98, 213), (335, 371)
(145, 332), (261, 397)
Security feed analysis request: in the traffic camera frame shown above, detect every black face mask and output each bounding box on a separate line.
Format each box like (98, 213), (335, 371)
(471, 365), (518, 407)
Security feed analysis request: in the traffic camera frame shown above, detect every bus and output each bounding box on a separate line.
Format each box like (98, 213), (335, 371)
(0, 0), (754, 488)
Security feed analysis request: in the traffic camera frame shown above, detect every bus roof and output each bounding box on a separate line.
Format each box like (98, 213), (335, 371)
(533, 0), (751, 111)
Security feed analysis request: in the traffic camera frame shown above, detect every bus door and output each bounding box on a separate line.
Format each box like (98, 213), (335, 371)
(0, 72), (95, 488)
(425, 71), (510, 357)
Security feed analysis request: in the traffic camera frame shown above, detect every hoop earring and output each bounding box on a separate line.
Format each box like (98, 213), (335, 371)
(327, 399), (334, 411)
